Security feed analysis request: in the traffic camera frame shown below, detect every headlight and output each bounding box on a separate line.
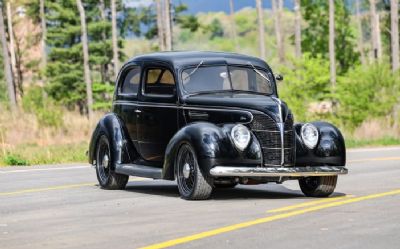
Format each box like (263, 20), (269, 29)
(231, 124), (251, 151)
(301, 123), (319, 149)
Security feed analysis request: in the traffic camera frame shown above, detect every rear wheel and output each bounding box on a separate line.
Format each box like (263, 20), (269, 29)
(95, 135), (129, 190)
(176, 143), (213, 200)
(299, 175), (337, 197)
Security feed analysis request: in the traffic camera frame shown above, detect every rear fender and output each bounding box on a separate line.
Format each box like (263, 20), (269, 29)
(88, 113), (137, 168)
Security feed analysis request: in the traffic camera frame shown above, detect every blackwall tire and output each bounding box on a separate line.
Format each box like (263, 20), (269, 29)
(95, 135), (129, 190)
(299, 175), (338, 197)
(176, 143), (213, 200)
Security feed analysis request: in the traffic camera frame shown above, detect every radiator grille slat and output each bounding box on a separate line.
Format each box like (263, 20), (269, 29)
(250, 113), (295, 166)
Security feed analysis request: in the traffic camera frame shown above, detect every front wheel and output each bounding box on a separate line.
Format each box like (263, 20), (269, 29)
(95, 135), (129, 190)
(176, 143), (213, 200)
(299, 175), (337, 197)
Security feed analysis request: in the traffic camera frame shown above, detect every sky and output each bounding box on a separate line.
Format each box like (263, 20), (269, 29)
(123, 0), (295, 13)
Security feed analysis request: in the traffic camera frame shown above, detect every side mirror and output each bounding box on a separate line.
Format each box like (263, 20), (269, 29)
(275, 74), (283, 81)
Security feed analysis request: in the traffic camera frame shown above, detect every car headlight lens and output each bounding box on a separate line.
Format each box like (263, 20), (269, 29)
(301, 123), (319, 149)
(231, 124), (251, 151)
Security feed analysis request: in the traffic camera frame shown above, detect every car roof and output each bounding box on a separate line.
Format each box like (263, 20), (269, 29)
(126, 51), (269, 69)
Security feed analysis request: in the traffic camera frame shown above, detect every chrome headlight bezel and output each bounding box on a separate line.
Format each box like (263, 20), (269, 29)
(301, 123), (319, 149)
(230, 124), (251, 151)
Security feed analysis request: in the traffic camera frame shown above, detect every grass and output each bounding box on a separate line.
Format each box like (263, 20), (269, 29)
(346, 137), (400, 148)
(0, 142), (88, 166)
(2, 137), (400, 166)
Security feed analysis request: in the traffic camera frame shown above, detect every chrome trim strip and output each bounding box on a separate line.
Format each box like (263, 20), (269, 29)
(210, 166), (348, 177)
(113, 101), (255, 124)
(271, 97), (284, 165)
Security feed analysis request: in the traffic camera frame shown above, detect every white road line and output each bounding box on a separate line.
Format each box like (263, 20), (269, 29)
(0, 166), (90, 174)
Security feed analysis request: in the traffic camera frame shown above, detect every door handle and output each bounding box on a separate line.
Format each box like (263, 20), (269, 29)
(134, 109), (142, 113)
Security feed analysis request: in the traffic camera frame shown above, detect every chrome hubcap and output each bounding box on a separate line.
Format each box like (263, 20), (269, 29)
(102, 154), (109, 169)
(182, 163), (191, 179)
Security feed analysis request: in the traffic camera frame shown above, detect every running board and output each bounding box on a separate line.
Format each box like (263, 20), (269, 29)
(115, 164), (162, 179)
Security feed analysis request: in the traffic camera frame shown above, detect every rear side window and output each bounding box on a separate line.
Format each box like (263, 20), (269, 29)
(144, 68), (176, 95)
(120, 67), (141, 95)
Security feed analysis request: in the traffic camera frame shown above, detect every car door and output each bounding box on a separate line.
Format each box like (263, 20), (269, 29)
(113, 64), (141, 150)
(136, 62), (178, 164)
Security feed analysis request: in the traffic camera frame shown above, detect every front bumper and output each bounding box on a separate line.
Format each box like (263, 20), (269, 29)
(209, 166), (348, 177)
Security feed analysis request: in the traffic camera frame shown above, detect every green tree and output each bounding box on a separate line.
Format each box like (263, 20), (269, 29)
(205, 18), (224, 40)
(279, 54), (331, 122)
(301, 0), (360, 74)
(43, 0), (125, 112)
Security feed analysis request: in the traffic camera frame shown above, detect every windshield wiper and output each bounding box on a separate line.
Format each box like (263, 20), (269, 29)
(247, 62), (272, 87)
(183, 60), (204, 82)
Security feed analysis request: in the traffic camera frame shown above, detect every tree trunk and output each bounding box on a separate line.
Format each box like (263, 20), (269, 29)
(355, 0), (366, 64)
(6, 2), (18, 95)
(229, 0), (238, 50)
(40, 0), (47, 70)
(255, 0), (265, 60)
(369, 0), (382, 60)
(329, 0), (336, 86)
(0, 4), (17, 111)
(76, 0), (93, 122)
(272, 0), (284, 62)
(111, 0), (119, 79)
(164, 0), (172, 51)
(294, 0), (301, 58)
(98, 0), (109, 83)
(390, 0), (399, 71)
(156, 0), (165, 51)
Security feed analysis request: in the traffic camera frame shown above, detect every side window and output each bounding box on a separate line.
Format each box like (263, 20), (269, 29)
(120, 67), (141, 95)
(144, 68), (176, 95)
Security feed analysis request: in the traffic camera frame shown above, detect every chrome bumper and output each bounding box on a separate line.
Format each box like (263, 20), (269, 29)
(209, 166), (348, 177)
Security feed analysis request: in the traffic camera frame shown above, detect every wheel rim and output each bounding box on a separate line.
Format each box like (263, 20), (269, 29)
(177, 145), (196, 195)
(97, 137), (111, 184)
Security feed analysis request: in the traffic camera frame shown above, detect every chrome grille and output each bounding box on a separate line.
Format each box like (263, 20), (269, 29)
(250, 113), (295, 166)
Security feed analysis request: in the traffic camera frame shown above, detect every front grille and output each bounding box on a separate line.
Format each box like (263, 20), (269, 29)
(250, 113), (295, 166)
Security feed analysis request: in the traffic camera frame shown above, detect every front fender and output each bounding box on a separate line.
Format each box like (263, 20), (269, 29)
(88, 113), (137, 168)
(162, 122), (262, 180)
(295, 121), (346, 166)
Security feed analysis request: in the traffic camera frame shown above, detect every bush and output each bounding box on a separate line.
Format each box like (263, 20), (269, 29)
(279, 53), (331, 122)
(22, 86), (64, 128)
(3, 154), (29, 166)
(337, 63), (400, 130)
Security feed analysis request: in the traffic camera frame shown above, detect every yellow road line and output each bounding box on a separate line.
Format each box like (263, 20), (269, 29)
(267, 195), (355, 213)
(0, 182), (95, 196)
(348, 157), (400, 163)
(0, 178), (150, 197)
(139, 189), (400, 249)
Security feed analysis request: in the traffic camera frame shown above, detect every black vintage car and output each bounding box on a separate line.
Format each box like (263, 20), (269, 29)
(88, 51), (347, 200)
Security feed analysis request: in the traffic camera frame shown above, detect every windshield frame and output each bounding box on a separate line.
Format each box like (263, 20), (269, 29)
(179, 63), (277, 97)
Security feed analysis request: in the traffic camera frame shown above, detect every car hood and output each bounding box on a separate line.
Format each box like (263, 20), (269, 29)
(183, 92), (291, 123)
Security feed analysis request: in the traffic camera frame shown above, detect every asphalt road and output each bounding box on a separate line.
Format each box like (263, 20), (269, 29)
(1, 147), (400, 249)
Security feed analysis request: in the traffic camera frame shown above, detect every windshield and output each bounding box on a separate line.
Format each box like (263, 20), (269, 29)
(181, 65), (274, 95)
